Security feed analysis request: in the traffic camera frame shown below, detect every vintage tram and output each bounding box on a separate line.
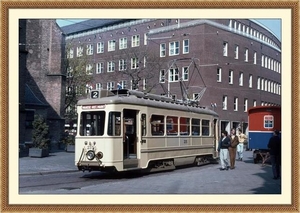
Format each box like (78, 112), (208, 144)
(75, 89), (219, 173)
(247, 106), (281, 164)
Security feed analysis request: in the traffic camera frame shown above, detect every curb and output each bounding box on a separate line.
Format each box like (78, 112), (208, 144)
(20, 169), (79, 176)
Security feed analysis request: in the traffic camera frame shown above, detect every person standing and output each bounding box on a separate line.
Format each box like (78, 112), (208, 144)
(217, 130), (231, 170)
(229, 128), (239, 169)
(237, 128), (247, 161)
(267, 130), (281, 179)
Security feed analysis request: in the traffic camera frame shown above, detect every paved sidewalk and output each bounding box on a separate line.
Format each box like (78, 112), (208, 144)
(19, 150), (78, 175)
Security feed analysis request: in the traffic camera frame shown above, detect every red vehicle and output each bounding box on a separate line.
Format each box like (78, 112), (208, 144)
(248, 106), (281, 163)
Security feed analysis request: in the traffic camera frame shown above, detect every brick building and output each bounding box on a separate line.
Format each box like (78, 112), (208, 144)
(19, 19), (66, 152)
(61, 19), (281, 135)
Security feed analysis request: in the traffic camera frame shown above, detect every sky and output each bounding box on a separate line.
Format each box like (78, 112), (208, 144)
(56, 19), (281, 41)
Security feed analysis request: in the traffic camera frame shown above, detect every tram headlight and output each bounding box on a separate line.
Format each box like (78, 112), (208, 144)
(86, 150), (95, 160)
(96, 151), (103, 159)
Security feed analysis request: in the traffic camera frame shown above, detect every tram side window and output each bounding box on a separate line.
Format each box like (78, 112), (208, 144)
(141, 114), (146, 136)
(167, 116), (178, 135)
(151, 115), (164, 135)
(192, 118), (200, 136)
(79, 111), (105, 136)
(180, 117), (190, 135)
(202, 119), (210, 136)
(264, 115), (274, 128)
(108, 112), (121, 136)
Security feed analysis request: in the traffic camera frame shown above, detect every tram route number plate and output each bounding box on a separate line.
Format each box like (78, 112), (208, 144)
(91, 91), (100, 99)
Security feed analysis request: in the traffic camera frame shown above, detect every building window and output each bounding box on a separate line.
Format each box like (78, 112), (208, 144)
(223, 95), (228, 110)
(144, 33), (147, 45)
(183, 39), (189, 54)
(249, 74), (253, 88)
(182, 67), (189, 81)
(223, 42), (228, 56)
(234, 97), (238, 111)
(261, 78), (264, 90)
(217, 67), (222, 82)
(132, 35), (140, 47)
(261, 55), (264, 67)
(253, 52), (257, 64)
(253, 100), (257, 107)
(119, 59), (127, 71)
(97, 42), (104, 53)
(169, 67), (179, 82)
(265, 57), (268, 68)
(131, 58), (139, 69)
(159, 69), (165, 83)
(86, 64), (93, 75)
(108, 40), (116, 51)
(120, 80), (127, 89)
(107, 82), (115, 90)
(119, 37), (127, 49)
(244, 48), (248, 62)
(264, 80), (268, 91)
(229, 70), (233, 84)
(234, 45), (239, 59)
(244, 98), (248, 112)
(169, 41), (179, 56)
(96, 62), (104, 74)
(239, 72), (243, 86)
(107, 61), (115, 72)
(67, 67), (73, 78)
(95, 83), (103, 90)
(67, 48), (74, 58)
(131, 80), (139, 90)
(257, 77), (260, 89)
(77, 46), (83, 57)
(143, 79), (147, 90)
(86, 44), (93, 55)
(160, 43), (166, 57)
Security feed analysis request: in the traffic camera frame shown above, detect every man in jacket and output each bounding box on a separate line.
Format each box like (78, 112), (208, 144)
(267, 130), (281, 179)
(229, 128), (239, 169)
(218, 130), (230, 170)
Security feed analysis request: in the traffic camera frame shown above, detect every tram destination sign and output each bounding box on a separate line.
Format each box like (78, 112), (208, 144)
(82, 105), (105, 110)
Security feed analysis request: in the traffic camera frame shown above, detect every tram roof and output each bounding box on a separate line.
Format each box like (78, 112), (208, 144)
(77, 89), (218, 117)
(247, 105), (281, 114)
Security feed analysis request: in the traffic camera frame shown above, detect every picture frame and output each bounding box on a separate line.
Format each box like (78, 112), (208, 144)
(1, 0), (298, 212)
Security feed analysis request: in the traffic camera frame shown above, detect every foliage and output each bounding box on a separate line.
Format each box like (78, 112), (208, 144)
(61, 134), (75, 145)
(64, 43), (93, 122)
(32, 114), (50, 149)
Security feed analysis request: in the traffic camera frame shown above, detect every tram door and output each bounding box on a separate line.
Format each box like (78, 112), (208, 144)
(123, 109), (138, 160)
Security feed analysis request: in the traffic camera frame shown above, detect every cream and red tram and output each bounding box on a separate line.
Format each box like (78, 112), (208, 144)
(75, 89), (219, 173)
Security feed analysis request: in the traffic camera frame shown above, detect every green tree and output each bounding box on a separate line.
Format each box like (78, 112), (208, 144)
(64, 43), (93, 123)
(32, 114), (50, 149)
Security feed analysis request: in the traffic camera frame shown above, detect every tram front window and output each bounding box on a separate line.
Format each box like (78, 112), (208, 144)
(79, 111), (105, 136)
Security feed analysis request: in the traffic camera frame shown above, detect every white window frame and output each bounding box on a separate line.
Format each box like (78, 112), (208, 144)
(253, 100), (257, 107)
(107, 82), (115, 90)
(257, 77), (261, 90)
(86, 64), (93, 75)
(119, 37), (127, 50)
(253, 52), (257, 64)
(234, 45), (239, 59)
(249, 74), (253, 88)
(96, 62), (104, 74)
(132, 35), (140, 47)
(108, 40), (116, 52)
(239, 72), (243, 86)
(223, 42), (228, 57)
(159, 69), (165, 83)
(131, 57), (139, 69)
(119, 59), (127, 71)
(120, 80), (127, 89)
(234, 97), (238, 111)
(97, 42), (104, 53)
(217, 67), (222, 82)
(95, 83), (103, 90)
(67, 48), (74, 58)
(77, 46), (83, 57)
(107, 61), (115, 72)
(244, 48), (248, 62)
(160, 43), (166, 57)
(244, 98), (248, 112)
(229, 70), (233, 84)
(169, 41), (179, 56)
(223, 95), (228, 110)
(183, 39), (189, 54)
(86, 44), (93, 55)
(169, 67), (179, 82)
(182, 67), (189, 81)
